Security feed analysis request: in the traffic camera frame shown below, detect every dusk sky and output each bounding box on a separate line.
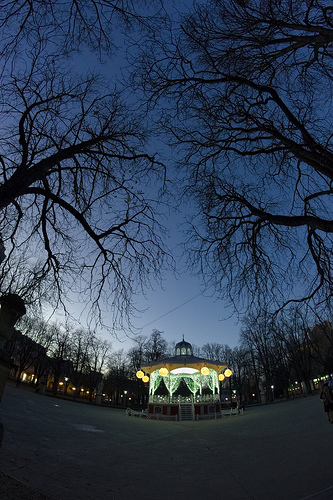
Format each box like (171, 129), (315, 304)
(122, 274), (242, 351)
(113, 210), (242, 352)
(63, 5), (244, 354)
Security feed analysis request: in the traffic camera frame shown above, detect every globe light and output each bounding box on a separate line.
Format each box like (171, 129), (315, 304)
(218, 373), (225, 381)
(201, 366), (209, 375)
(159, 367), (169, 377)
(142, 375), (149, 383)
(224, 368), (232, 377)
(136, 370), (144, 379)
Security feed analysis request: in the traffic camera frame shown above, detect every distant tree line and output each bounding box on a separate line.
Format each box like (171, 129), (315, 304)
(213, 309), (333, 406)
(5, 311), (333, 407)
(5, 316), (110, 402)
(2, 0), (333, 365)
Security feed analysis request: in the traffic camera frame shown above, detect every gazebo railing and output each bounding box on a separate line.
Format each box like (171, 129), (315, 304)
(149, 394), (220, 404)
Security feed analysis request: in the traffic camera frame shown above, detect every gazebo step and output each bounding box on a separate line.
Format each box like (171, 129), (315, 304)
(179, 404), (194, 421)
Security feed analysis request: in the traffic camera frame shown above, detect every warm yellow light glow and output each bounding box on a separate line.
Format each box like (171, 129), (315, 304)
(218, 374), (225, 381)
(201, 366), (209, 375)
(72, 387), (76, 391)
(59, 382), (64, 385)
(142, 375), (149, 383)
(159, 367), (169, 377)
(81, 388), (84, 391)
(136, 370), (144, 379)
(224, 368), (232, 377)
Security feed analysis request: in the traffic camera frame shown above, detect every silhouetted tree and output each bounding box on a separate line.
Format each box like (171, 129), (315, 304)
(105, 349), (130, 404)
(308, 321), (333, 376)
(201, 342), (228, 362)
(0, 0), (171, 333)
(127, 335), (148, 373)
(136, 0), (333, 314)
(69, 328), (91, 399)
(48, 324), (72, 396)
(229, 346), (252, 406)
(241, 313), (282, 401)
(277, 311), (314, 394)
(86, 334), (111, 403)
(144, 329), (168, 362)
(5, 316), (53, 385)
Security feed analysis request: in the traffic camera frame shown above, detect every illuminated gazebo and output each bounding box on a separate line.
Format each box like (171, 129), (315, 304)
(136, 338), (232, 420)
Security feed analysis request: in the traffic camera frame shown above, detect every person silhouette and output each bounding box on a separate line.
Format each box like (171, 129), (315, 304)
(320, 381), (333, 423)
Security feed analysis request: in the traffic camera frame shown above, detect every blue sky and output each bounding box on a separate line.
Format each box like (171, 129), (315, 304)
(72, 45), (243, 353)
(42, 2), (243, 353)
(111, 205), (242, 352)
(118, 274), (242, 351)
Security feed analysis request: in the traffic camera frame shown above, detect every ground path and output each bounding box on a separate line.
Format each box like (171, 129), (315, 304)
(0, 382), (332, 499)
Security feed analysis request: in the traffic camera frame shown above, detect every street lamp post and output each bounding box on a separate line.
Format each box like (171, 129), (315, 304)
(64, 377), (69, 395)
(271, 385), (274, 402)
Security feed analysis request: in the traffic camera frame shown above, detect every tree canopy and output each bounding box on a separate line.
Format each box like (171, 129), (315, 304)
(3, 0), (333, 336)
(135, 0), (333, 315)
(0, 0), (171, 332)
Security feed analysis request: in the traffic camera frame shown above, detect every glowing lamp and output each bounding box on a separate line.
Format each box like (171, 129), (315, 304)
(224, 368), (232, 377)
(142, 375), (149, 383)
(218, 374), (225, 381)
(136, 370), (144, 379)
(201, 366), (209, 375)
(159, 367), (169, 377)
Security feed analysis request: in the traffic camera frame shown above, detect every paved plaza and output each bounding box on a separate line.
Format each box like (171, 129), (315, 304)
(0, 383), (333, 500)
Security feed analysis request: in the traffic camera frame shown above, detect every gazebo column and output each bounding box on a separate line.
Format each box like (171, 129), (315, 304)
(168, 371), (171, 403)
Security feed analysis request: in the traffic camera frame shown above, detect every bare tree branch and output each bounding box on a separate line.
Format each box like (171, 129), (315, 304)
(134, 0), (333, 314)
(0, 1), (173, 333)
